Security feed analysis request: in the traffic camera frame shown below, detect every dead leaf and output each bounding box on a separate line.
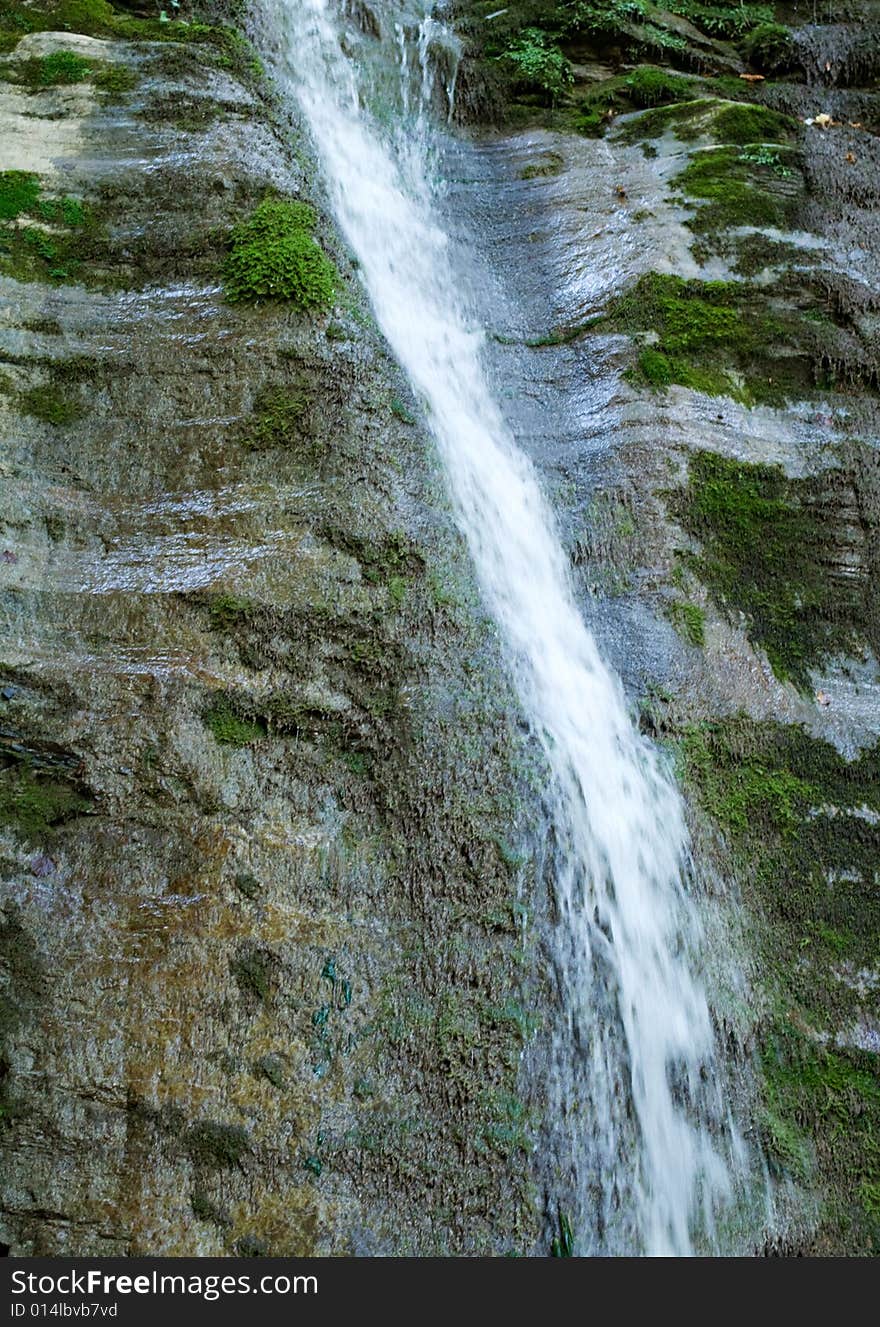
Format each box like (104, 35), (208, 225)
(845, 151), (856, 163)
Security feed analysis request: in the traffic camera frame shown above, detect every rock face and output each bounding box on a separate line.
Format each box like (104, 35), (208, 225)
(0, 8), (543, 1256)
(450, 0), (880, 1255)
(2, 0), (879, 1259)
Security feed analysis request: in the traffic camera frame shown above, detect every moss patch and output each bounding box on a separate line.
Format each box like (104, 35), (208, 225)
(245, 383), (312, 450)
(19, 382), (84, 425)
(0, 171), (40, 220)
(203, 695), (266, 747)
(673, 143), (799, 236)
(664, 598), (705, 646)
(185, 1120), (250, 1169)
(679, 715), (880, 1252)
(222, 197), (336, 309)
(604, 272), (781, 401)
(667, 451), (872, 686)
(0, 765), (90, 841)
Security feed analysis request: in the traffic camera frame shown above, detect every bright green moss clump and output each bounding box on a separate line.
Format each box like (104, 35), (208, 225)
(223, 197), (336, 308)
(0, 171), (40, 220)
(24, 49), (91, 85)
(670, 452), (870, 686)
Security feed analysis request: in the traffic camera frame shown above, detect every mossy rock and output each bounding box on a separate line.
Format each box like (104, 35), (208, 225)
(0, 766), (90, 841)
(668, 451), (873, 686)
(222, 197), (336, 309)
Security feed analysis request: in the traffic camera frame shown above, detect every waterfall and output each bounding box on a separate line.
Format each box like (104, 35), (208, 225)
(258, 0), (751, 1254)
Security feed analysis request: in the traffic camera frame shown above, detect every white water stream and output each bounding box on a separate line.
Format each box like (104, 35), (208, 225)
(261, 0), (746, 1254)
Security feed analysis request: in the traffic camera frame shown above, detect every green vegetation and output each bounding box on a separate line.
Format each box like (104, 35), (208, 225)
(680, 715), (880, 1251)
(222, 197), (336, 308)
(203, 695), (266, 747)
(0, 171), (40, 220)
(0, 0), (262, 81)
(625, 66), (695, 108)
(605, 272), (772, 400)
(742, 22), (796, 73)
(618, 97), (795, 148)
(501, 28), (572, 104)
(92, 61), (137, 98)
(0, 171), (93, 284)
(664, 599), (705, 647)
(19, 49), (91, 86)
(668, 452), (870, 686)
(19, 383), (83, 425)
(205, 592), (255, 629)
(0, 766), (89, 841)
(245, 383), (311, 448)
(550, 1209), (574, 1257)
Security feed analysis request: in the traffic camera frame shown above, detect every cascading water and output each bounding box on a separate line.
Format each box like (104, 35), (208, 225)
(258, 0), (756, 1254)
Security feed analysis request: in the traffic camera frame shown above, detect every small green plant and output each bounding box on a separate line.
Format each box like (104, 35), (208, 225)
(739, 146), (792, 177)
(222, 197), (336, 308)
(502, 29), (572, 104)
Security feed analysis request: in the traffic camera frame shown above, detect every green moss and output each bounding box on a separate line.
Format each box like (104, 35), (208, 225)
(203, 695), (266, 747)
(680, 716), (880, 969)
(246, 384), (310, 449)
(0, 171), (40, 220)
(617, 97), (717, 144)
(19, 383), (83, 425)
(222, 197), (336, 309)
(18, 49), (91, 86)
(185, 1120), (250, 1169)
(0, 172), (93, 284)
(519, 152), (565, 179)
(742, 22), (796, 74)
(606, 272), (778, 400)
(710, 102), (795, 145)
(0, 766), (90, 840)
(673, 146), (798, 234)
(624, 66), (696, 108)
(668, 451), (870, 686)
(190, 1190), (231, 1227)
(664, 599), (705, 646)
(762, 1024), (880, 1251)
(37, 196), (86, 226)
(205, 592), (255, 629)
(92, 60), (138, 98)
